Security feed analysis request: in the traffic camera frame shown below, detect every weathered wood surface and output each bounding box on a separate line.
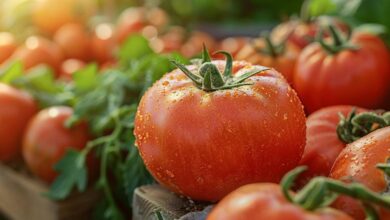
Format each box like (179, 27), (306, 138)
(0, 163), (100, 220)
(132, 184), (211, 220)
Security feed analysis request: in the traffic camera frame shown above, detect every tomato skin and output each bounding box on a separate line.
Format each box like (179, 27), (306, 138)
(298, 106), (367, 186)
(22, 106), (90, 183)
(293, 32), (390, 113)
(135, 61), (306, 201)
(10, 36), (63, 74)
(207, 183), (353, 220)
(32, 0), (96, 34)
(53, 23), (91, 61)
(91, 23), (116, 64)
(271, 17), (347, 49)
(218, 37), (249, 58)
(330, 127), (390, 220)
(0, 32), (17, 65)
(236, 39), (300, 83)
(59, 59), (85, 81)
(0, 83), (38, 161)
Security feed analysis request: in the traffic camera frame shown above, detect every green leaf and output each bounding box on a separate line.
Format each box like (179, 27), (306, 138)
(15, 65), (62, 93)
(308, 0), (337, 17)
(334, 0), (362, 16)
(0, 61), (23, 84)
(119, 35), (154, 63)
(73, 64), (98, 93)
(122, 146), (154, 205)
(46, 150), (88, 200)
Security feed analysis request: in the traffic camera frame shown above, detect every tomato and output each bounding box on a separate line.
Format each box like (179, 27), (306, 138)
(53, 23), (91, 61)
(135, 52), (306, 201)
(297, 106), (367, 187)
(116, 7), (147, 43)
(22, 106), (91, 182)
(271, 16), (347, 49)
(236, 36), (300, 83)
(91, 23), (116, 64)
(180, 31), (216, 58)
(330, 127), (390, 220)
(155, 26), (186, 53)
(293, 30), (390, 113)
(116, 7), (168, 43)
(0, 83), (37, 161)
(0, 32), (17, 65)
(218, 37), (249, 58)
(32, 0), (96, 34)
(10, 36), (63, 74)
(207, 183), (352, 220)
(59, 59), (85, 81)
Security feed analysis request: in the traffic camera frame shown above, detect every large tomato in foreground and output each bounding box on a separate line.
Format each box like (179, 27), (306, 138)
(330, 126), (390, 220)
(207, 183), (352, 220)
(134, 51), (306, 201)
(298, 105), (367, 186)
(22, 106), (90, 183)
(0, 83), (37, 161)
(294, 28), (390, 113)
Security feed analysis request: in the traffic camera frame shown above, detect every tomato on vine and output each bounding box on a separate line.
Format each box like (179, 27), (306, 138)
(293, 26), (390, 113)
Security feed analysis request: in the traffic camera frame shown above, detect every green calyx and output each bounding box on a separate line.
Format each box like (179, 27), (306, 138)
(281, 166), (390, 220)
(254, 32), (286, 58)
(318, 25), (358, 54)
(337, 109), (390, 144)
(171, 45), (269, 92)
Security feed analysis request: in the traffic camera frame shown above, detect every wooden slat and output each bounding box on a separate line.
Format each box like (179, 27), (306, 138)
(132, 185), (210, 220)
(0, 163), (99, 220)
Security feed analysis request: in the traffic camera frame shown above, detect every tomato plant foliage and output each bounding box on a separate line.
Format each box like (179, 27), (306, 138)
(1, 35), (186, 219)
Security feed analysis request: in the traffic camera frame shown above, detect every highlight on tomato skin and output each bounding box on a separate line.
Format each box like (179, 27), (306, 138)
(134, 50), (307, 202)
(22, 106), (91, 183)
(0, 83), (38, 162)
(330, 126), (390, 220)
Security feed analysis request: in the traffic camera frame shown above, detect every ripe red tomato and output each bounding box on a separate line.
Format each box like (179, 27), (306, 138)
(330, 127), (390, 220)
(180, 31), (216, 58)
(135, 56), (306, 201)
(0, 32), (17, 65)
(59, 59), (86, 81)
(22, 106), (91, 183)
(236, 37), (300, 83)
(298, 106), (367, 187)
(0, 83), (38, 161)
(10, 36), (63, 74)
(293, 31), (390, 113)
(116, 7), (168, 43)
(32, 0), (97, 34)
(91, 23), (116, 64)
(218, 37), (249, 58)
(271, 17), (347, 49)
(53, 23), (91, 61)
(207, 183), (353, 220)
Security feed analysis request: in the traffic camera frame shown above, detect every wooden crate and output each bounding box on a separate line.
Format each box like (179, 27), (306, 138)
(132, 185), (211, 220)
(0, 163), (100, 220)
